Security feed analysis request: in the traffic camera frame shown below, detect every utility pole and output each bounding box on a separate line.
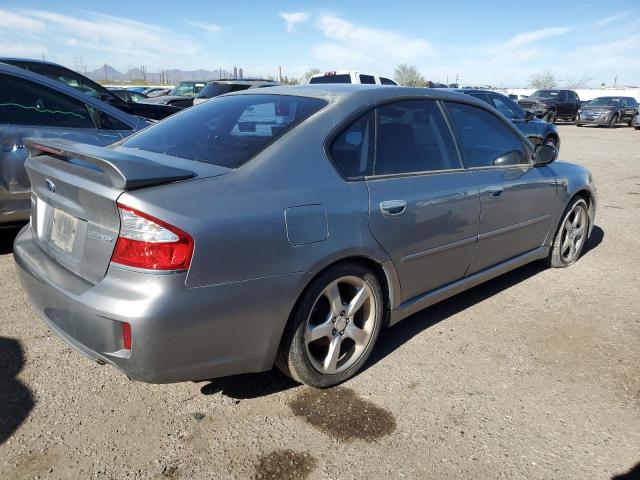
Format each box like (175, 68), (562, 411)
(613, 75), (617, 88)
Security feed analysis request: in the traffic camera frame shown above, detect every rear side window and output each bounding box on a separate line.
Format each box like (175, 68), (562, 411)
(0, 73), (95, 128)
(122, 94), (327, 168)
(359, 74), (376, 84)
(445, 102), (527, 168)
(309, 74), (352, 84)
(380, 77), (396, 85)
(330, 111), (374, 179)
(375, 100), (460, 175)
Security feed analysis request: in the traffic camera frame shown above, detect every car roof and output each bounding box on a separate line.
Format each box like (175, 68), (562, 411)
(0, 57), (61, 67)
(0, 62), (139, 126)
(229, 83), (495, 105)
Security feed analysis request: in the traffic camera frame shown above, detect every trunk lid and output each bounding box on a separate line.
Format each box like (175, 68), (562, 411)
(24, 138), (228, 283)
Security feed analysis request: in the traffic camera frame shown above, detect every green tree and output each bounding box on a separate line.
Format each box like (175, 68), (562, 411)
(394, 64), (426, 87)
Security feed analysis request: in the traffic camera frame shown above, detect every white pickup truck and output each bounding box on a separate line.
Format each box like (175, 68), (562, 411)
(308, 71), (397, 85)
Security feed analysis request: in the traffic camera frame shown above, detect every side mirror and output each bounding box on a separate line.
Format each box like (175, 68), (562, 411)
(534, 144), (556, 166)
(524, 110), (535, 122)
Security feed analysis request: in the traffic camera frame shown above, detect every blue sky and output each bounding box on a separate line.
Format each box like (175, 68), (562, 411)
(1, 0), (638, 87)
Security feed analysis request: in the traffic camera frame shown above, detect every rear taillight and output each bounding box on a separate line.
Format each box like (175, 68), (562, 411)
(111, 203), (193, 271)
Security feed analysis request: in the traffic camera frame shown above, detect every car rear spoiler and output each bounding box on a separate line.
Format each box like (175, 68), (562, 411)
(24, 138), (195, 190)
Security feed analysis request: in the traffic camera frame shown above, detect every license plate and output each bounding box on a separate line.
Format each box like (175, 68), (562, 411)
(50, 208), (78, 253)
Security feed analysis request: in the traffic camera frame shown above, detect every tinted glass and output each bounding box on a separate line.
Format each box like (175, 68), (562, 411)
(309, 74), (352, 84)
(330, 111), (374, 179)
(359, 74), (376, 84)
(0, 73), (94, 128)
(86, 105), (132, 131)
(375, 100), (460, 175)
(445, 102), (527, 168)
(122, 94), (326, 168)
(380, 77), (396, 85)
(170, 82), (205, 96)
(627, 98), (638, 107)
(531, 90), (558, 98)
(491, 95), (524, 120)
(197, 83), (232, 98)
(588, 97), (622, 106)
(468, 92), (491, 105)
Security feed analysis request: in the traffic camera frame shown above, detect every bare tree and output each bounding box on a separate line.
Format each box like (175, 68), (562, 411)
(394, 64), (426, 87)
(528, 71), (557, 89)
(302, 68), (321, 82)
(562, 73), (593, 89)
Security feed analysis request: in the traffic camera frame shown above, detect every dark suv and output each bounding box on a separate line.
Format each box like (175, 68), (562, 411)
(457, 89), (560, 152)
(518, 89), (581, 123)
(0, 58), (180, 120)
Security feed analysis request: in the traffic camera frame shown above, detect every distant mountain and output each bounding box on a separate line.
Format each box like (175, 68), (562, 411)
(86, 64), (233, 84)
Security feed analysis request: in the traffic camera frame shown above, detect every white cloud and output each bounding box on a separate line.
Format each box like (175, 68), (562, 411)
(0, 9), (221, 71)
(312, 14), (434, 72)
(279, 11), (310, 33)
(592, 10), (635, 28)
(0, 9), (45, 32)
(184, 20), (222, 34)
(488, 26), (572, 54)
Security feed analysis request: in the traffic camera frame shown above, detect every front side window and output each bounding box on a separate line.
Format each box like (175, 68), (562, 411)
(374, 100), (460, 175)
(0, 73), (95, 128)
(330, 111), (374, 179)
(491, 95), (524, 120)
(122, 94), (326, 168)
(445, 102), (527, 168)
(359, 74), (376, 84)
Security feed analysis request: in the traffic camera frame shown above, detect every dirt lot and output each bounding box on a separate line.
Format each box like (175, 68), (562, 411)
(1, 125), (638, 480)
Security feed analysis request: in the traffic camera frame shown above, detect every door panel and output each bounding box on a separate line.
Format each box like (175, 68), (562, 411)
(467, 165), (556, 274)
(367, 173), (480, 302)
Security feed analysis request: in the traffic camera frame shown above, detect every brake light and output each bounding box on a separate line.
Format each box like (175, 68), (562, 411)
(324, 71), (336, 76)
(111, 203), (193, 271)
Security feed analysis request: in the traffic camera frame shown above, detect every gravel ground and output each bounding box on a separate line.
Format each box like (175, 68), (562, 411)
(1, 125), (639, 480)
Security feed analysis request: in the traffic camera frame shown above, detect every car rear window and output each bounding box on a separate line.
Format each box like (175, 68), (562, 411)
(309, 74), (352, 84)
(121, 94), (327, 168)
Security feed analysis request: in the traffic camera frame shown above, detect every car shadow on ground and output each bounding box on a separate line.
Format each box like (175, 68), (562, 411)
(202, 226), (604, 400)
(366, 224), (604, 371)
(0, 225), (24, 255)
(0, 337), (34, 445)
(612, 462), (640, 480)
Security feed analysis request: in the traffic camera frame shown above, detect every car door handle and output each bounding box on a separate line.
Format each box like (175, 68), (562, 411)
(380, 200), (407, 216)
(486, 186), (504, 198)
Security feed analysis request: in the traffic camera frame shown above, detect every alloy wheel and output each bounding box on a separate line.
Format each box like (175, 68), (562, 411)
(304, 276), (376, 375)
(560, 203), (588, 263)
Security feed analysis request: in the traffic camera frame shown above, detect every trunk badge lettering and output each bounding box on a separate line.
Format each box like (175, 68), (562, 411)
(87, 231), (115, 243)
(45, 179), (56, 193)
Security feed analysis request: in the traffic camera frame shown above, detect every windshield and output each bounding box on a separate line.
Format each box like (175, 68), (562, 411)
(588, 97), (621, 107)
(530, 90), (558, 98)
(169, 82), (206, 97)
(121, 94), (327, 168)
(309, 74), (352, 84)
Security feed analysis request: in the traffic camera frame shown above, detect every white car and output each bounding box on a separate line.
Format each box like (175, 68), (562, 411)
(308, 71), (397, 86)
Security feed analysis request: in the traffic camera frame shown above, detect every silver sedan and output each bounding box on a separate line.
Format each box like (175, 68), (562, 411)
(14, 85), (596, 388)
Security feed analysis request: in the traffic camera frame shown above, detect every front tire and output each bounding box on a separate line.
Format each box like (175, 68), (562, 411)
(276, 263), (384, 388)
(545, 198), (589, 268)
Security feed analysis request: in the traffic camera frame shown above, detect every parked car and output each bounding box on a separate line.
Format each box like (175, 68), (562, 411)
(126, 87), (147, 94)
(0, 58), (181, 121)
(457, 89), (560, 152)
(634, 111), (640, 130)
(193, 79), (280, 105)
(140, 81), (206, 108)
(109, 88), (149, 103)
(308, 71), (397, 85)
(576, 96), (639, 128)
(0, 63), (149, 228)
(14, 86), (596, 388)
(143, 87), (170, 97)
(518, 89), (581, 123)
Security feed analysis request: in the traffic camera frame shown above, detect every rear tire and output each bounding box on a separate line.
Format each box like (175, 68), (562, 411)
(545, 197), (589, 268)
(608, 114), (618, 128)
(275, 263), (384, 388)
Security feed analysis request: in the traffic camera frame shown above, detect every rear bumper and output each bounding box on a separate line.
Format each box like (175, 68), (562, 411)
(0, 189), (29, 225)
(14, 225), (309, 383)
